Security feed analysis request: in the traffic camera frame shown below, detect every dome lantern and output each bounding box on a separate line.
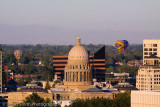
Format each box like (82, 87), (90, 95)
(68, 35), (89, 64)
(76, 35), (81, 46)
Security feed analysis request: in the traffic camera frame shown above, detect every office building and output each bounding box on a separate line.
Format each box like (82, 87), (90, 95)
(53, 56), (68, 80)
(136, 39), (160, 90)
(2, 70), (13, 86)
(143, 40), (160, 63)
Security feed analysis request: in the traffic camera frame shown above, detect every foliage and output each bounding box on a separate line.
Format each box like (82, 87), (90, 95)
(16, 77), (31, 86)
(113, 91), (131, 107)
(68, 91), (131, 107)
(14, 93), (59, 107)
(1, 44), (142, 65)
(7, 79), (17, 91)
(24, 93), (45, 103)
(52, 80), (62, 88)
(1, 44), (142, 81)
(45, 80), (51, 90)
(8, 64), (53, 81)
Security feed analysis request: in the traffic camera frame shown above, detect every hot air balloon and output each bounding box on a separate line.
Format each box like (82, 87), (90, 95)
(122, 40), (129, 51)
(14, 50), (22, 64)
(115, 40), (125, 53)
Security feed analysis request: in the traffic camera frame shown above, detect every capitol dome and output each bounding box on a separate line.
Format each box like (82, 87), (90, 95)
(68, 35), (89, 64)
(64, 35), (92, 86)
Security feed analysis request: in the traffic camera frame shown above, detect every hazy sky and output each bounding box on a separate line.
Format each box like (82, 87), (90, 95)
(1, 0), (160, 31)
(0, 0), (160, 44)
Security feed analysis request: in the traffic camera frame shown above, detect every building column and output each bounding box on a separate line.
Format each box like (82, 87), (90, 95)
(71, 72), (73, 82)
(82, 72), (84, 82)
(78, 72), (80, 82)
(68, 72), (69, 82)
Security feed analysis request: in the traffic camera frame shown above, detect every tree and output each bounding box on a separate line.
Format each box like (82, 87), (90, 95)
(16, 78), (31, 86)
(113, 91), (131, 107)
(45, 80), (51, 90)
(106, 66), (114, 73)
(67, 91), (131, 107)
(13, 93), (62, 107)
(29, 60), (34, 65)
(7, 79), (17, 91)
(68, 98), (114, 107)
(24, 93), (45, 103)
(106, 58), (114, 65)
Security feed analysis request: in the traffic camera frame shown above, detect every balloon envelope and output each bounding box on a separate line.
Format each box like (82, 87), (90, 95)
(122, 40), (129, 51)
(14, 50), (22, 60)
(115, 40), (125, 52)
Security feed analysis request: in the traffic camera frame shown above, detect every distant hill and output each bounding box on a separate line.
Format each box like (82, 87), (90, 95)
(0, 25), (160, 45)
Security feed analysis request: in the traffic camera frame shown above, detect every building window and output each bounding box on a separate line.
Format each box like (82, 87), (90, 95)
(153, 44), (157, 47)
(149, 52), (152, 55)
(153, 48), (157, 51)
(87, 72), (89, 81)
(144, 48), (148, 51)
(76, 72), (78, 81)
(66, 72), (67, 81)
(80, 72), (82, 81)
(68, 72), (69, 81)
(73, 72), (75, 81)
(153, 52), (157, 55)
(144, 52), (148, 55)
(149, 48), (152, 51)
(84, 72), (86, 81)
(70, 72), (71, 81)
(144, 44), (146, 47)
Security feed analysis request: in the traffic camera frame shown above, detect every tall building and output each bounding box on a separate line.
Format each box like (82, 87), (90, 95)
(143, 40), (160, 63)
(136, 39), (160, 90)
(0, 46), (2, 94)
(2, 70), (13, 85)
(90, 46), (106, 82)
(53, 44), (105, 82)
(53, 56), (68, 80)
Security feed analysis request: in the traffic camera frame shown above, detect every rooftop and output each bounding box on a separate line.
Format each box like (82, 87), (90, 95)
(17, 83), (47, 93)
(146, 54), (160, 59)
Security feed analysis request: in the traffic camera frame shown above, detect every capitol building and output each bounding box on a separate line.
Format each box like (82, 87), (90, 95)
(64, 35), (92, 90)
(52, 36), (115, 102)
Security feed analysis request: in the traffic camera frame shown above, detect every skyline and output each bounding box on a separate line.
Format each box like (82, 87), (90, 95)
(0, 0), (160, 45)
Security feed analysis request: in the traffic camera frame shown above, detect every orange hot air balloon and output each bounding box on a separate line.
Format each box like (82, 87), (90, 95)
(14, 50), (22, 63)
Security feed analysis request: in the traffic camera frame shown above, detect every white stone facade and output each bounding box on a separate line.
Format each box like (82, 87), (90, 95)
(136, 66), (160, 90)
(143, 40), (160, 62)
(136, 39), (160, 90)
(131, 91), (160, 107)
